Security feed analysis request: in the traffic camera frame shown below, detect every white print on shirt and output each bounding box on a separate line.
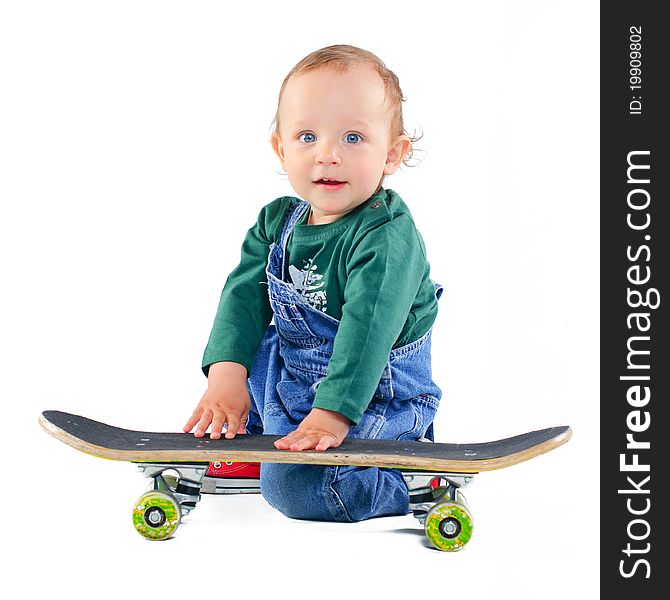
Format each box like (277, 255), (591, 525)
(288, 258), (328, 313)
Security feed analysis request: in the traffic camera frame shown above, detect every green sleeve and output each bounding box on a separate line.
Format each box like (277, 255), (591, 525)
(311, 214), (427, 424)
(201, 197), (293, 377)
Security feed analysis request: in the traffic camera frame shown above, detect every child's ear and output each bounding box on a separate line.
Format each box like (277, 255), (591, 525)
(271, 132), (286, 167)
(383, 135), (412, 175)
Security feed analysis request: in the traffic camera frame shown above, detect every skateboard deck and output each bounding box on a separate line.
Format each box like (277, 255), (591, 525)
(39, 410), (572, 550)
(39, 410), (571, 472)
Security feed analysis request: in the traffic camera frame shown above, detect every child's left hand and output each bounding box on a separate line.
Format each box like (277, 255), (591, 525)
(274, 407), (351, 451)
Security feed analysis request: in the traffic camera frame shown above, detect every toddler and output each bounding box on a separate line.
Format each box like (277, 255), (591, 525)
(184, 45), (442, 522)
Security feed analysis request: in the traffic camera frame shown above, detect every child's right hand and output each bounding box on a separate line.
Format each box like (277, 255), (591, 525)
(183, 361), (250, 440)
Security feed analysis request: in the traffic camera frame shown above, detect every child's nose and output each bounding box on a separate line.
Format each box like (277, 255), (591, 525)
(315, 142), (341, 166)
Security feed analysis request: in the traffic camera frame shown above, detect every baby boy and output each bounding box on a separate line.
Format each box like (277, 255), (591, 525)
(183, 45), (442, 522)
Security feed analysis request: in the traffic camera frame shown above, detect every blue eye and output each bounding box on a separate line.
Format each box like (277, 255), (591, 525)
(299, 132), (316, 143)
(344, 132), (362, 144)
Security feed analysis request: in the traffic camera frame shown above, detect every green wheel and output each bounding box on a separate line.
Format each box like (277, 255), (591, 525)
(132, 491), (182, 540)
(424, 501), (474, 551)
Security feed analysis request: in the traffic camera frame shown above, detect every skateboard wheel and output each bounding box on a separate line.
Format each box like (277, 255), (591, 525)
(132, 491), (182, 540)
(424, 502), (473, 551)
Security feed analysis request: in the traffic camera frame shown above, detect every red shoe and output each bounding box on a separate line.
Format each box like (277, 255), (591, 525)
(206, 461), (261, 478)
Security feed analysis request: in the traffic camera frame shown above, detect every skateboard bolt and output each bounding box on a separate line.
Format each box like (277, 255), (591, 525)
(145, 507), (166, 527)
(443, 521), (457, 535)
(439, 517), (461, 539)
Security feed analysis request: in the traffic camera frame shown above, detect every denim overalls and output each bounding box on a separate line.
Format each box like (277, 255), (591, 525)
(245, 200), (442, 522)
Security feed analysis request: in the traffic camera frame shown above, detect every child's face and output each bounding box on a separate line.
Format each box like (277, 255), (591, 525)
(272, 65), (410, 224)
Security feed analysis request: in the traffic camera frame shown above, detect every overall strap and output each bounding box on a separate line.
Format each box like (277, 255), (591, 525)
(278, 201), (310, 278)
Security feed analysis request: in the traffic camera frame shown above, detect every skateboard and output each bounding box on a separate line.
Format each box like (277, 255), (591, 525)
(39, 410), (572, 551)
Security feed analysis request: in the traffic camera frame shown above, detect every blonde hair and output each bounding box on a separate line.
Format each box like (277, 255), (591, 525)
(272, 44), (421, 167)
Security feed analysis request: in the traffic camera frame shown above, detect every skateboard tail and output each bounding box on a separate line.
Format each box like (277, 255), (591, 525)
(39, 413), (208, 465)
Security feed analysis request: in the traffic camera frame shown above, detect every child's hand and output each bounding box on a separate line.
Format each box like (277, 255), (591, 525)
(183, 362), (250, 440)
(274, 407), (351, 451)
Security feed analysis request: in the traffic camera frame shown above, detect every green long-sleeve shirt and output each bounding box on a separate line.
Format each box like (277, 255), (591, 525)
(202, 188), (439, 425)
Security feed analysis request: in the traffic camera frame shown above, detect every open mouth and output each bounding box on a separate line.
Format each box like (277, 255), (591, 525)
(314, 178), (346, 189)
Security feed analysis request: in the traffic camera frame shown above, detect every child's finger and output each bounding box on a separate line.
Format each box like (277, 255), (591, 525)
(274, 432), (298, 449)
(194, 409), (213, 438)
(289, 433), (321, 451)
(237, 409), (250, 434)
(315, 434), (339, 451)
(225, 414), (242, 439)
(183, 409), (203, 433)
(210, 415), (225, 440)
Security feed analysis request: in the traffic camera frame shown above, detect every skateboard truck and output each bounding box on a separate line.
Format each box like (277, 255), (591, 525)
(403, 471), (475, 551)
(136, 462), (262, 502)
(135, 463), (209, 516)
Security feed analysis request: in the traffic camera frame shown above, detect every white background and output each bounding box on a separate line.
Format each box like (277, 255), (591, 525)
(2, 1), (599, 598)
